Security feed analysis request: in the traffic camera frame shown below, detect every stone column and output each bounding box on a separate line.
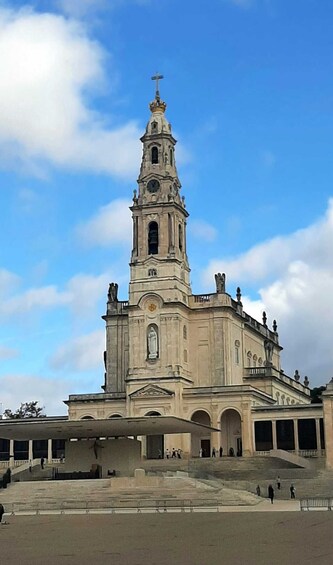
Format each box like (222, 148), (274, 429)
(210, 419), (220, 456)
(272, 420), (277, 450)
(28, 440), (33, 462)
(322, 379), (333, 469)
(48, 439), (53, 463)
(241, 402), (254, 457)
(315, 419), (321, 454)
(293, 419), (299, 453)
(9, 439), (14, 469)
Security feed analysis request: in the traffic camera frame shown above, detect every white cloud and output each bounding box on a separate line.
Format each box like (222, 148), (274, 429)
(0, 374), (73, 415)
(189, 219), (217, 242)
(0, 6), (141, 178)
(50, 329), (105, 372)
(56, 0), (108, 18)
(0, 269), (20, 297)
(0, 345), (19, 360)
(0, 272), (110, 318)
(203, 199), (333, 385)
(76, 198), (132, 247)
(204, 198), (333, 286)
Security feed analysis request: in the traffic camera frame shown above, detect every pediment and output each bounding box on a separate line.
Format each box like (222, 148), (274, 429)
(130, 384), (174, 399)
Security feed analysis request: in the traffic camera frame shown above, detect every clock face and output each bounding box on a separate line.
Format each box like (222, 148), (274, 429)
(147, 179), (160, 193)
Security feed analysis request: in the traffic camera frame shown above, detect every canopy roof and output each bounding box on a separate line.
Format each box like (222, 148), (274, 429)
(0, 416), (219, 441)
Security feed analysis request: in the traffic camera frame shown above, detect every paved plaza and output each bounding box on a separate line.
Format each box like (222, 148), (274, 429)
(1, 510), (333, 564)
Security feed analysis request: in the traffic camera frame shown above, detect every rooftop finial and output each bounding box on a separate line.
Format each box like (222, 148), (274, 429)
(151, 72), (164, 101)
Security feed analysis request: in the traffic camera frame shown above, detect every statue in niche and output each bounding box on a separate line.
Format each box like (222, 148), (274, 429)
(148, 326), (158, 359)
(108, 282), (118, 303)
(215, 272), (226, 294)
(264, 339), (274, 366)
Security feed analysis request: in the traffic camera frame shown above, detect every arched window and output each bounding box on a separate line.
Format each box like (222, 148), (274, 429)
(151, 146), (158, 164)
(151, 121), (157, 133)
(179, 224), (183, 251)
(253, 354), (257, 367)
(235, 340), (240, 364)
(148, 222), (159, 254)
(247, 351), (252, 367)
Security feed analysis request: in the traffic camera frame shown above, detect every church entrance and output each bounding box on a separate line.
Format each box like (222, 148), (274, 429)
(221, 409), (242, 456)
(145, 411), (164, 459)
(191, 410), (211, 457)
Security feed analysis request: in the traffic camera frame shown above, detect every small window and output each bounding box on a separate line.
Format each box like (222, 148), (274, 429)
(184, 349), (188, 362)
(170, 148), (173, 166)
(151, 121), (157, 133)
(183, 325), (187, 340)
(151, 146), (158, 164)
(148, 268), (157, 277)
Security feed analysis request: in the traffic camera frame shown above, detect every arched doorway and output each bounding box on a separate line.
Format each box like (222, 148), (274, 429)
(191, 410), (211, 457)
(145, 411), (164, 459)
(221, 409), (242, 456)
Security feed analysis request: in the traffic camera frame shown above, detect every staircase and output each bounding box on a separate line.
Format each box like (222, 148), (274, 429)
(142, 457), (333, 500)
(0, 475), (260, 513)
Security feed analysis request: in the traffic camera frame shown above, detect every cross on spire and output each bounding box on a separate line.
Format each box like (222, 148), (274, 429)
(151, 72), (164, 100)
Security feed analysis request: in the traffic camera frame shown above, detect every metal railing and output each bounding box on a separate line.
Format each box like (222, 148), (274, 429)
(300, 498), (333, 511)
(2, 498), (222, 515)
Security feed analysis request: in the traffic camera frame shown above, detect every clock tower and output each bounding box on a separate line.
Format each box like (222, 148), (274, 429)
(129, 78), (191, 307)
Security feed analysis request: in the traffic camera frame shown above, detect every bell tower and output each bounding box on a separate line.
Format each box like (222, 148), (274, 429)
(129, 75), (191, 306)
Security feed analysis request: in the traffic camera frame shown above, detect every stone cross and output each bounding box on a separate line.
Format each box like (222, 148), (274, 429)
(151, 73), (164, 99)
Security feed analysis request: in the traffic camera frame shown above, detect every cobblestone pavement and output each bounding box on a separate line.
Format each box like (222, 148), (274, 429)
(1, 511), (333, 565)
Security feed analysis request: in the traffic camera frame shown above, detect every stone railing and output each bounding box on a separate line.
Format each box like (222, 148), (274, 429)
(193, 294), (213, 303)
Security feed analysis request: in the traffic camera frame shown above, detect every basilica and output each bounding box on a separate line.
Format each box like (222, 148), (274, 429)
(65, 82), (333, 466)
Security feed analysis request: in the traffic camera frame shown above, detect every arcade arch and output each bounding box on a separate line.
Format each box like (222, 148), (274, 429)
(220, 408), (242, 456)
(191, 410), (211, 457)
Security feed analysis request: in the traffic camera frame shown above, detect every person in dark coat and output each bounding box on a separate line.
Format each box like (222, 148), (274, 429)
(219, 446), (223, 457)
(290, 483), (296, 499)
(40, 457), (45, 470)
(268, 484), (274, 504)
(0, 503), (5, 523)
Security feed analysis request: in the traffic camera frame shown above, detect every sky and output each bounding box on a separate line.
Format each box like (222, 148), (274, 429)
(0, 0), (333, 415)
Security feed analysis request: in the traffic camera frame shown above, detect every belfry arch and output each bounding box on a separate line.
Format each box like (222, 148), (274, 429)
(221, 409), (242, 456)
(191, 410), (211, 457)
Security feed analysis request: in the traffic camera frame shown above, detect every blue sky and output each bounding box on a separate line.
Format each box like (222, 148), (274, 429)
(1, 0), (333, 414)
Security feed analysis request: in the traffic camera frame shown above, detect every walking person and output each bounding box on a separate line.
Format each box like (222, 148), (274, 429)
(276, 475), (281, 490)
(268, 484), (274, 504)
(171, 448), (176, 458)
(212, 447), (216, 458)
(199, 448), (203, 458)
(40, 457), (45, 470)
(0, 503), (5, 524)
(290, 483), (296, 499)
(219, 446), (223, 457)
(256, 485), (261, 497)
(165, 449), (170, 459)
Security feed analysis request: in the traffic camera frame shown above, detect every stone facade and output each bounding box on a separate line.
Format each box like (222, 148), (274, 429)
(66, 87), (330, 463)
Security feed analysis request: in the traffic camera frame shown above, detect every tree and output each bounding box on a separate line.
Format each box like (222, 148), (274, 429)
(3, 401), (46, 419)
(310, 386), (326, 404)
